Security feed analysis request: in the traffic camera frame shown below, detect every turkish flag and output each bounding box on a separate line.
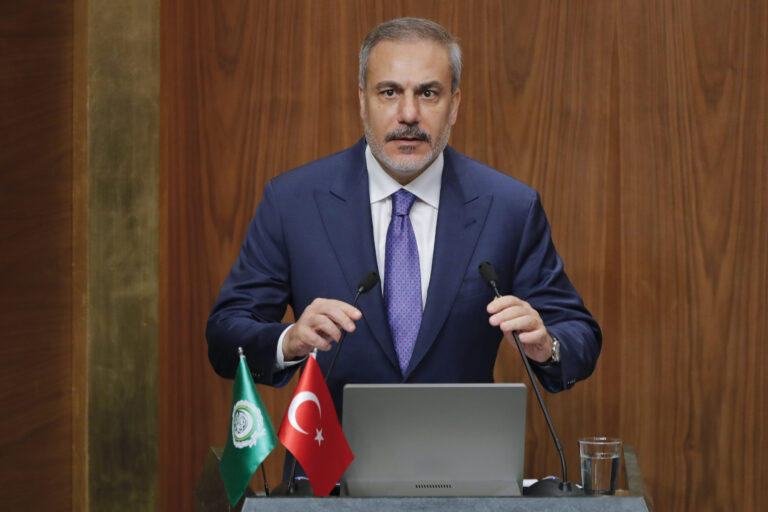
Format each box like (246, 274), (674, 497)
(278, 355), (354, 496)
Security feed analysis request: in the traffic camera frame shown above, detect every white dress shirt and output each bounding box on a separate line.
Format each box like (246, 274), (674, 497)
(275, 145), (444, 368)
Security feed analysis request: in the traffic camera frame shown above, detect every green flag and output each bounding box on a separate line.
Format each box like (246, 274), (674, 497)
(219, 349), (277, 505)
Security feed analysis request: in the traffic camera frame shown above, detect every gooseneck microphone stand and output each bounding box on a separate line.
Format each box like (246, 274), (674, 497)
(478, 262), (583, 497)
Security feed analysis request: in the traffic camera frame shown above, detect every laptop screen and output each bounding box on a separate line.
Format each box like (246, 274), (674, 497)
(341, 383), (526, 497)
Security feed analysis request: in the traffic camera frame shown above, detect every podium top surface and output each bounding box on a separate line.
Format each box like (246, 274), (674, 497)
(198, 446), (650, 512)
(242, 496), (650, 512)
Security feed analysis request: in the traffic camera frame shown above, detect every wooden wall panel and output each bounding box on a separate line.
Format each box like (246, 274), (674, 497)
(0, 1), (74, 509)
(161, 1), (768, 510)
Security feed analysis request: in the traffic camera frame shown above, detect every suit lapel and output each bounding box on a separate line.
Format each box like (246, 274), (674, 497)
(404, 149), (492, 378)
(315, 143), (399, 371)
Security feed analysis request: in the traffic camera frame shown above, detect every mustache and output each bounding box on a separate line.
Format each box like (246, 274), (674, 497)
(385, 125), (431, 144)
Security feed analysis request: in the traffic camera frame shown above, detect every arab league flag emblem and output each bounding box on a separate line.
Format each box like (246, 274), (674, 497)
(219, 348), (277, 506)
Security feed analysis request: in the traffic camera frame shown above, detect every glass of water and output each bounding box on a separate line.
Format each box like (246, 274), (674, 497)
(578, 437), (622, 495)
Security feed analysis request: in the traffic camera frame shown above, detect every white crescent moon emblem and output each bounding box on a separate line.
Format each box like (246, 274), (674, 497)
(287, 391), (322, 435)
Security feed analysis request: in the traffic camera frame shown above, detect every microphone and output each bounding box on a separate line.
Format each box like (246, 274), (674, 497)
(478, 261), (582, 497)
(356, 270), (380, 294)
(478, 261), (501, 296)
(278, 271), (380, 497)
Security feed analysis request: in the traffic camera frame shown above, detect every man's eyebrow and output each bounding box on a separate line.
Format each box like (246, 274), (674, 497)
(374, 81), (403, 91)
(415, 81), (444, 94)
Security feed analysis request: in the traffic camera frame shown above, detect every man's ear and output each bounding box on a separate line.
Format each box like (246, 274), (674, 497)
(358, 84), (366, 118)
(450, 88), (461, 126)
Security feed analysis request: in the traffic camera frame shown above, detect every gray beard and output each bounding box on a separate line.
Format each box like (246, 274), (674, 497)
(363, 118), (452, 179)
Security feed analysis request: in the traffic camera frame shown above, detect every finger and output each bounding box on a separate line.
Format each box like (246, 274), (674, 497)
(488, 305), (528, 327)
(516, 329), (549, 345)
(321, 304), (362, 333)
(318, 298), (362, 318)
(284, 326), (332, 360)
(499, 315), (540, 334)
(295, 324), (335, 351)
(332, 300), (363, 321)
(309, 314), (344, 342)
(486, 295), (525, 314)
(310, 299), (362, 330)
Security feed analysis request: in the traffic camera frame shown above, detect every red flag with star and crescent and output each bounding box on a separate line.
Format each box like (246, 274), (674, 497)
(278, 355), (354, 496)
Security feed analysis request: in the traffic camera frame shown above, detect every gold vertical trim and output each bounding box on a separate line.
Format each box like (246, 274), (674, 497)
(85, 0), (159, 510)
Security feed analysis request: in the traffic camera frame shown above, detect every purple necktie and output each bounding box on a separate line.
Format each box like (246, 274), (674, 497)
(385, 189), (422, 374)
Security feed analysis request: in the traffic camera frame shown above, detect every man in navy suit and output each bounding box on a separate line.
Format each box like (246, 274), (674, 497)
(207, 18), (601, 414)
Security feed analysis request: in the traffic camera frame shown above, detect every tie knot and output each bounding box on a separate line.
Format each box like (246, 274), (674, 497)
(391, 189), (417, 216)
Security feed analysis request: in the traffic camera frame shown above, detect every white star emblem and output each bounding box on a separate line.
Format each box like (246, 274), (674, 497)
(314, 428), (324, 446)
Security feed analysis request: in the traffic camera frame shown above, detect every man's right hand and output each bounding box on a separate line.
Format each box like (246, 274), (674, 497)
(282, 298), (362, 361)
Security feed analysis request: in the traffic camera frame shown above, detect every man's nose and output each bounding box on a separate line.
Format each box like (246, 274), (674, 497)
(398, 92), (419, 124)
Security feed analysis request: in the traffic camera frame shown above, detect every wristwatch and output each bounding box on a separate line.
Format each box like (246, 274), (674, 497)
(541, 335), (560, 365)
(550, 335), (561, 363)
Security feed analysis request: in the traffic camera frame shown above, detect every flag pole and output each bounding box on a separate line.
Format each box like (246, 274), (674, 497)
(260, 463), (270, 497)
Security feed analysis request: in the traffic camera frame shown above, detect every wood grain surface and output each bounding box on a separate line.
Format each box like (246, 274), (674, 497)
(0, 0), (74, 509)
(161, 1), (768, 510)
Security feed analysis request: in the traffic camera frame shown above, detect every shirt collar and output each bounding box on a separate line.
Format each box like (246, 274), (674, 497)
(366, 145), (443, 209)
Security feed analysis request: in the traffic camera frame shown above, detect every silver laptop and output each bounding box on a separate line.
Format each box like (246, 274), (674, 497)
(341, 383), (526, 497)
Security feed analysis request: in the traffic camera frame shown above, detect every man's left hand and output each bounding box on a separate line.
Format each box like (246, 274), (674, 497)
(487, 295), (553, 363)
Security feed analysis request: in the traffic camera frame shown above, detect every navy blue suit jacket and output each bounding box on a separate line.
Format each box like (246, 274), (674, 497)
(207, 139), (601, 415)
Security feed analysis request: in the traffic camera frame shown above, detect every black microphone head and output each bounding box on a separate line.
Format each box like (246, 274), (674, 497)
(357, 271), (380, 293)
(478, 261), (498, 286)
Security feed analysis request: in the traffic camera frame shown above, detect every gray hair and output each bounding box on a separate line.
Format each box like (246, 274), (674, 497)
(359, 17), (462, 93)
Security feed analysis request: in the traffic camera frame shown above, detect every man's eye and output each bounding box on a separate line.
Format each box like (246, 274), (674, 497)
(423, 90), (436, 98)
(381, 89), (396, 98)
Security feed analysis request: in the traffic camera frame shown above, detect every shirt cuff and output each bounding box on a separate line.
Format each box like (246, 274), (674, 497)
(275, 324), (306, 370)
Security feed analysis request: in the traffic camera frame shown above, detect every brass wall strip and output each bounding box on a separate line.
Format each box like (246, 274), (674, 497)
(86, 0), (159, 510)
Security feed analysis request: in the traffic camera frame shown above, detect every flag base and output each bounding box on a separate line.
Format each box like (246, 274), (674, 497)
(271, 477), (315, 496)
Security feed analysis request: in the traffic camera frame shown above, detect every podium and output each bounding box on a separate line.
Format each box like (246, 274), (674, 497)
(195, 446), (651, 512)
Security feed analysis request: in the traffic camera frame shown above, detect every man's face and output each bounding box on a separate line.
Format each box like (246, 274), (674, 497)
(359, 39), (461, 184)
